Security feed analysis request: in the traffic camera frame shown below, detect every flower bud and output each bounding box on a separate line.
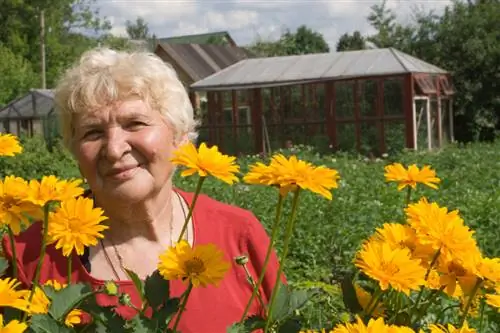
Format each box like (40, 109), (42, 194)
(234, 255), (249, 266)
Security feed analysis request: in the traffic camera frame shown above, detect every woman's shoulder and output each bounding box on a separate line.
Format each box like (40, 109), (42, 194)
(177, 189), (261, 231)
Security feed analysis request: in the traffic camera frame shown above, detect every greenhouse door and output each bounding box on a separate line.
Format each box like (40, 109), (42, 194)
(413, 96), (432, 150)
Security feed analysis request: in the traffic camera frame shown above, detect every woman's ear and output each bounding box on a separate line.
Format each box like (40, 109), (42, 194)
(174, 133), (189, 149)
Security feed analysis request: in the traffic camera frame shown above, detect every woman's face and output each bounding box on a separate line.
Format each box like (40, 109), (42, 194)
(73, 98), (180, 203)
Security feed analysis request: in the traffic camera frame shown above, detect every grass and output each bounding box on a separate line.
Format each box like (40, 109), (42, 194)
(174, 139), (500, 330)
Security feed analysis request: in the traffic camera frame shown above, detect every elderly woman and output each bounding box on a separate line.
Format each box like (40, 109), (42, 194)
(3, 48), (281, 332)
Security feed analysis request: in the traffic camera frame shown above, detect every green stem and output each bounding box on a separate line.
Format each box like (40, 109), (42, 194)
(23, 204), (50, 322)
(458, 279), (482, 327)
(242, 264), (267, 312)
(405, 187), (412, 206)
(7, 226), (18, 279)
(67, 255), (72, 284)
(413, 285), (446, 323)
(240, 193), (284, 322)
(478, 296), (485, 333)
(171, 283), (193, 332)
(365, 289), (383, 318)
(177, 177), (205, 243)
(264, 189), (301, 332)
(410, 248), (441, 321)
(436, 304), (461, 323)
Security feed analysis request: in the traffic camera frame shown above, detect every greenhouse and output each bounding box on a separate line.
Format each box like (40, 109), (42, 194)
(190, 48), (455, 155)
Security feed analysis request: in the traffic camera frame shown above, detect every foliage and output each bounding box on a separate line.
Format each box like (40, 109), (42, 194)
(335, 31), (366, 52)
(0, 135), (79, 180)
(248, 25), (329, 57)
(366, 0), (500, 143)
(0, 0), (112, 91)
(0, 44), (37, 106)
(175, 139), (500, 331)
(126, 17), (151, 40)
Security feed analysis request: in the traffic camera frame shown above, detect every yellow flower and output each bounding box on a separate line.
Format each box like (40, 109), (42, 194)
(27, 176), (84, 206)
(25, 287), (50, 314)
(64, 309), (83, 327)
(405, 199), (481, 271)
(266, 154), (340, 200)
(171, 142), (239, 184)
(47, 197), (108, 256)
(0, 278), (29, 312)
(158, 240), (230, 288)
(0, 176), (43, 235)
(332, 316), (400, 333)
(428, 321), (476, 333)
(243, 162), (279, 186)
(0, 314), (27, 333)
(476, 257), (500, 285)
(372, 223), (435, 265)
(355, 240), (426, 295)
(354, 284), (385, 317)
(0, 134), (23, 157)
(44, 279), (66, 291)
(384, 163), (440, 191)
(485, 287), (500, 310)
(437, 259), (478, 297)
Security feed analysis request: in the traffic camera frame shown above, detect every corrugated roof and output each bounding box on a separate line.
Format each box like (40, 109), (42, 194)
(0, 89), (55, 119)
(191, 48), (448, 91)
(158, 31), (236, 46)
(156, 43), (249, 82)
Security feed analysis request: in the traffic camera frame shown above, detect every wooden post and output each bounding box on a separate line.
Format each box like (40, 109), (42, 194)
(250, 88), (263, 154)
(404, 74), (415, 149)
(40, 9), (46, 89)
(354, 80), (361, 152)
(377, 79), (386, 153)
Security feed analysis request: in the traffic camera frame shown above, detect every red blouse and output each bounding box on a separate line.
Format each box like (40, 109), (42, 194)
(2, 190), (283, 332)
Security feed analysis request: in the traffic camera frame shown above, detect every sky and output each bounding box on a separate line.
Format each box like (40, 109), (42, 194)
(96, 0), (453, 49)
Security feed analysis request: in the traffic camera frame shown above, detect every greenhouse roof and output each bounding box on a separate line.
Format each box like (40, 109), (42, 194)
(190, 48), (448, 91)
(0, 89), (55, 119)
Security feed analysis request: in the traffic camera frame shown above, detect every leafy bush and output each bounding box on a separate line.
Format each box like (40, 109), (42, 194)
(0, 135), (80, 180)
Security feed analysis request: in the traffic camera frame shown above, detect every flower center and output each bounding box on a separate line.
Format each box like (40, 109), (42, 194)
(382, 262), (400, 275)
(184, 257), (206, 275)
(2, 196), (16, 210)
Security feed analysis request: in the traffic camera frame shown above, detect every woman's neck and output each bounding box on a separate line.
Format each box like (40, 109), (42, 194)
(96, 185), (176, 245)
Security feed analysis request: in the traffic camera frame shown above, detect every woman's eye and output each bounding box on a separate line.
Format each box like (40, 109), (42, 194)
(82, 129), (102, 140)
(127, 121), (147, 129)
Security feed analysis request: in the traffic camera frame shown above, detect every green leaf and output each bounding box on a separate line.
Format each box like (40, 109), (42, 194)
(124, 268), (145, 304)
(152, 297), (181, 330)
(277, 317), (302, 333)
(268, 282), (290, 322)
(29, 314), (73, 333)
(47, 283), (93, 321)
(127, 314), (156, 333)
(340, 275), (363, 314)
(288, 289), (311, 313)
(144, 270), (170, 309)
(226, 316), (266, 333)
(0, 257), (9, 276)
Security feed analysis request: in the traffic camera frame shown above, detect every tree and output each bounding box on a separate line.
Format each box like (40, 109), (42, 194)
(249, 25), (329, 57)
(366, 0), (397, 48)
(336, 31), (366, 51)
(125, 17), (150, 40)
(0, 0), (112, 88)
(0, 44), (37, 105)
(366, 0), (500, 142)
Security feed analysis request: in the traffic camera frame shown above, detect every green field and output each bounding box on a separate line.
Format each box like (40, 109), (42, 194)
(1, 136), (499, 331)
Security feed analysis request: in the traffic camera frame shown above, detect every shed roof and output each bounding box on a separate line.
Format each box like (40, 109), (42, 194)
(0, 89), (55, 120)
(158, 31), (237, 46)
(155, 43), (250, 82)
(191, 48), (448, 91)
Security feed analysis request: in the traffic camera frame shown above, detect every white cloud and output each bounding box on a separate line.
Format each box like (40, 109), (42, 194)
(95, 0), (453, 47)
